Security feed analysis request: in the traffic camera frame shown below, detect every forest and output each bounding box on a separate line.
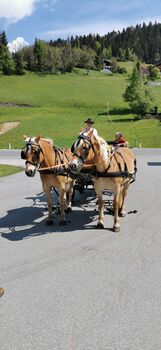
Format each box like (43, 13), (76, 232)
(0, 22), (161, 76)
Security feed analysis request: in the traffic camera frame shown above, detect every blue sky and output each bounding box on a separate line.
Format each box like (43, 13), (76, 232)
(1, 0), (161, 46)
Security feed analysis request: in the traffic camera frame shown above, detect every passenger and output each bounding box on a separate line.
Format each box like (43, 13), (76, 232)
(115, 132), (128, 147)
(106, 132), (128, 150)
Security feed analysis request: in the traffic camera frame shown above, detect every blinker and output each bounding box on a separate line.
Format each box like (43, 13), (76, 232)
(21, 150), (26, 159)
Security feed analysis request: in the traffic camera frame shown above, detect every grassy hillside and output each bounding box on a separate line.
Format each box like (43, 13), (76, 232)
(0, 66), (161, 148)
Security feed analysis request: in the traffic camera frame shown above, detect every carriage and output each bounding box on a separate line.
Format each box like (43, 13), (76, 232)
(21, 131), (137, 231)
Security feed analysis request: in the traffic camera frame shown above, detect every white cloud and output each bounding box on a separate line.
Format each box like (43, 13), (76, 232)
(8, 37), (29, 53)
(41, 16), (161, 40)
(41, 21), (130, 40)
(0, 0), (39, 23)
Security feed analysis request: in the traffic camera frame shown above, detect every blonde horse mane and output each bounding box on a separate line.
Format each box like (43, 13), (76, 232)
(41, 137), (54, 146)
(23, 135), (53, 146)
(98, 136), (106, 144)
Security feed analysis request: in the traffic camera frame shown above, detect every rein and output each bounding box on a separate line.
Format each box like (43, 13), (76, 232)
(38, 147), (70, 174)
(68, 166), (136, 182)
(38, 162), (69, 174)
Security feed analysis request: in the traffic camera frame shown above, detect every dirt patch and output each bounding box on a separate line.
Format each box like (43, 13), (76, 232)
(0, 102), (32, 107)
(0, 122), (20, 135)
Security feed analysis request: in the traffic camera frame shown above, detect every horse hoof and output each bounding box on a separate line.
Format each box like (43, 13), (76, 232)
(46, 220), (53, 226)
(119, 212), (126, 217)
(113, 226), (120, 232)
(59, 220), (67, 226)
(96, 222), (104, 229)
(65, 207), (72, 214)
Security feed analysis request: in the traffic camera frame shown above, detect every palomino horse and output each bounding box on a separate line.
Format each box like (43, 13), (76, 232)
(21, 135), (74, 225)
(69, 129), (136, 232)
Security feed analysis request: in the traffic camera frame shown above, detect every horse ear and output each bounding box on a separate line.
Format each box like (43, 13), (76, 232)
(90, 129), (99, 144)
(80, 127), (83, 133)
(23, 134), (28, 140)
(35, 135), (40, 143)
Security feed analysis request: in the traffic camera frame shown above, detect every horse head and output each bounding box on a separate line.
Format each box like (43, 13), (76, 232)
(69, 129), (97, 172)
(69, 129), (110, 173)
(21, 135), (44, 177)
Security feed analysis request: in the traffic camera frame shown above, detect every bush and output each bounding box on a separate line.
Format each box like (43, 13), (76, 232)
(148, 65), (160, 80)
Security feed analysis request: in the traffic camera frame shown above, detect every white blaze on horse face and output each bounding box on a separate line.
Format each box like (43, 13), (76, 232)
(73, 137), (82, 156)
(25, 161), (36, 172)
(72, 157), (83, 171)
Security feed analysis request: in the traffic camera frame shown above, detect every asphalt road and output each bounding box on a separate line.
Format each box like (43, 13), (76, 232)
(0, 149), (161, 350)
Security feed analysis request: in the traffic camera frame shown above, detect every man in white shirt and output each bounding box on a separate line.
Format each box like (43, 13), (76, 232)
(83, 117), (96, 132)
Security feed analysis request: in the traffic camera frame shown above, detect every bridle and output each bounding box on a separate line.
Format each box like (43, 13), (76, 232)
(73, 134), (94, 163)
(21, 140), (44, 169)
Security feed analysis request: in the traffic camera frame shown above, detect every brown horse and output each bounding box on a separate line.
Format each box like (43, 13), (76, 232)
(21, 135), (74, 225)
(69, 129), (137, 232)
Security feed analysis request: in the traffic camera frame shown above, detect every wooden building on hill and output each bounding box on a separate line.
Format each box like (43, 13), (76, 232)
(101, 59), (113, 74)
(103, 59), (112, 70)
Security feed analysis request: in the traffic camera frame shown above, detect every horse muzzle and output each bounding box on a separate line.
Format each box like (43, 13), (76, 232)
(69, 159), (83, 172)
(25, 169), (36, 177)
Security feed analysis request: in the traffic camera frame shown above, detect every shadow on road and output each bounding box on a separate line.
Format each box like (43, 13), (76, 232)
(0, 188), (102, 241)
(147, 162), (161, 166)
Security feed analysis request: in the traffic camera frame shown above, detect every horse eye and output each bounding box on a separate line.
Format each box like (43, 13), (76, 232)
(32, 151), (39, 161)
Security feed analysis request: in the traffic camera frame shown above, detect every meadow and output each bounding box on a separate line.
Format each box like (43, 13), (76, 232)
(0, 164), (23, 177)
(0, 63), (161, 149)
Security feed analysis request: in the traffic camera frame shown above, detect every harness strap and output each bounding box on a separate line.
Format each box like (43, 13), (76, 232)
(38, 148), (71, 173)
(91, 169), (135, 179)
(53, 146), (64, 165)
(110, 149), (129, 173)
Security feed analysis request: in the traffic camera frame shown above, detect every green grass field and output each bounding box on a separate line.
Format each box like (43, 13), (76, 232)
(0, 164), (23, 177)
(0, 64), (161, 148)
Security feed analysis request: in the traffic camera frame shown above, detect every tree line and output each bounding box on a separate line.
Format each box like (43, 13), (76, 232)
(50, 22), (161, 64)
(0, 32), (98, 76)
(0, 22), (161, 76)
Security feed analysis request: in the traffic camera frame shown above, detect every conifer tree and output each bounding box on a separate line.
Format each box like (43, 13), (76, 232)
(0, 31), (15, 75)
(123, 62), (154, 115)
(33, 38), (46, 72)
(14, 51), (25, 75)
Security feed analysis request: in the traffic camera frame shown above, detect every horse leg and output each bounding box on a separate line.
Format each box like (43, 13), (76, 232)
(113, 191), (120, 232)
(96, 192), (105, 229)
(119, 182), (130, 217)
(65, 188), (73, 213)
(65, 181), (74, 213)
(44, 187), (54, 225)
(59, 189), (67, 225)
(118, 188), (126, 217)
